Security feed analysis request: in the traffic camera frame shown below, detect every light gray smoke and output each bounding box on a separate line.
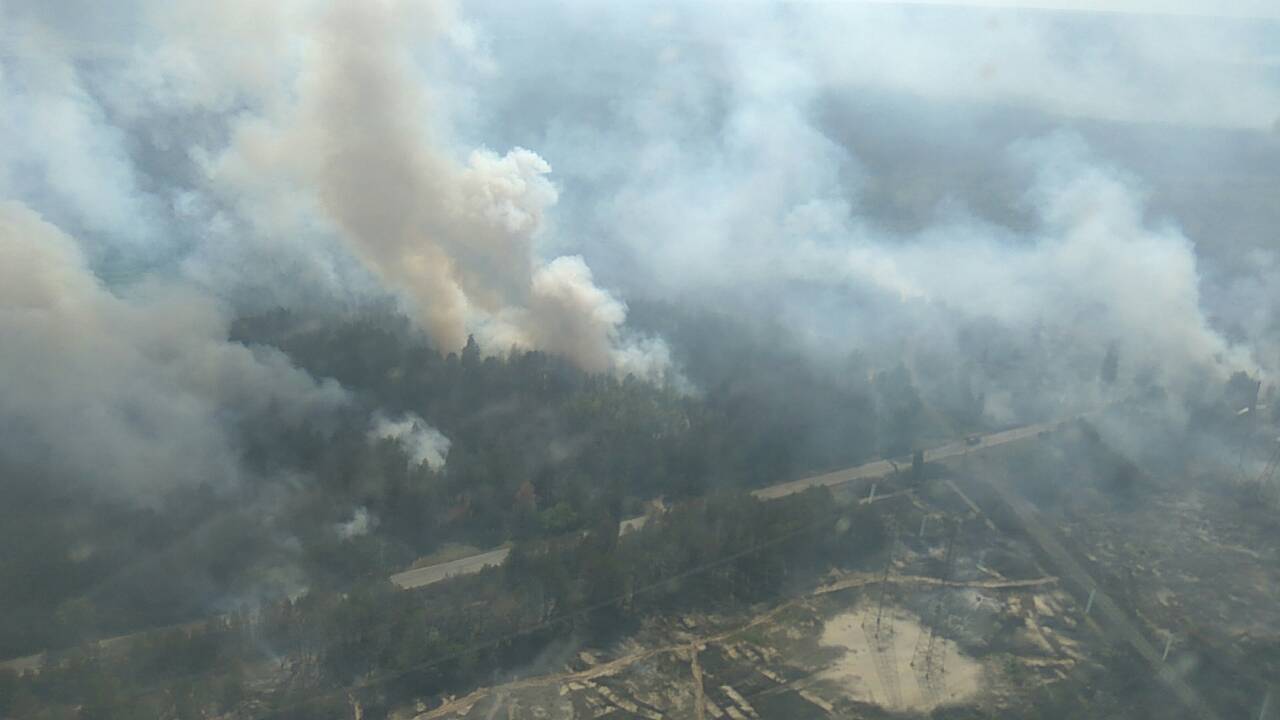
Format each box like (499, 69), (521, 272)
(452, 0), (1279, 421)
(1, 0), (672, 379)
(369, 412), (451, 470)
(0, 200), (346, 502)
(335, 507), (377, 540)
(3, 0), (1278, 436)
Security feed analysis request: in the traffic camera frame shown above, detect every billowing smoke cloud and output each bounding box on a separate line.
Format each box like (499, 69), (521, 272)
(802, 134), (1258, 385)
(0, 0), (672, 380)
(3, 0), (1278, 429)
(451, 0), (1279, 422)
(521, 256), (674, 379)
(198, 0), (672, 377)
(369, 412), (451, 470)
(0, 200), (346, 501)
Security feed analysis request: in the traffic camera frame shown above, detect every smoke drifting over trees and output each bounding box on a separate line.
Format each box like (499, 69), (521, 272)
(0, 201), (345, 501)
(458, 2), (1276, 408)
(369, 412), (450, 471)
(209, 0), (670, 377)
(4, 0), (1277, 437)
(2, 2), (1280, 715)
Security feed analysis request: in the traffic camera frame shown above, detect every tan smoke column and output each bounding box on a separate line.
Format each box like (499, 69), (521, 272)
(0, 200), (346, 500)
(214, 0), (670, 378)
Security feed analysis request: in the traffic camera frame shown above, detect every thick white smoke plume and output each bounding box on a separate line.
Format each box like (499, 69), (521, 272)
(799, 134), (1259, 387)
(0, 201), (346, 501)
(369, 412), (451, 470)
(454, 0), (1279, 421)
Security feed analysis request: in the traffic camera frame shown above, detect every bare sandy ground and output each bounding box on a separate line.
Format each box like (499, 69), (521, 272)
(818, 605), (982, 712)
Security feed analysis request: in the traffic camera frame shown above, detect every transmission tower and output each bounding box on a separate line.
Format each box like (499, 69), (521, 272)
(863, 519), (903, 707)
(912, 518), (960, 705)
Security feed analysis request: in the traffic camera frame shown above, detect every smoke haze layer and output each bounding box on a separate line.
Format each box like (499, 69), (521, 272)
(451, 0), (1279, 417)
(0, 200), (345, 502)
(2, 0), (1279, 504)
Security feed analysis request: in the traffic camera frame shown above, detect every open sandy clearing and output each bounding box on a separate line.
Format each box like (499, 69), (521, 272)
(818, 604), (982, 712)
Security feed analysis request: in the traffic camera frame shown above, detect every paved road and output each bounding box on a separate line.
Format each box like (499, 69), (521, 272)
(0, 418), (1072, 670)
(388, 514), (662, 588)
(752, 421), (1055, 501)
(0, 412), (1085, 671)
(391, 419), (1063, 590)
(390, 547), (513, 589)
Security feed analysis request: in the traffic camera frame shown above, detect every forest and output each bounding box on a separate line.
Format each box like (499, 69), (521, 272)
(1, 486), (887, 718)
(0, 304), (921, 718)
(5, 2), (1280, 717)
